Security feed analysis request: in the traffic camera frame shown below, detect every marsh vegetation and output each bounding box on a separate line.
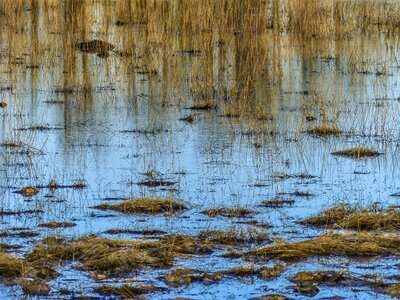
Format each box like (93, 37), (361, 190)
(0, 0), (400, 298)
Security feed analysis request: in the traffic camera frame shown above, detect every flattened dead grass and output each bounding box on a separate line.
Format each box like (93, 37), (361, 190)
(28, 234), (212, 275)
(301, 205), (400, 231)
(248, 232), (400, 261)
(95, 284), (163, 297)
(0, 252), (25, 279)
(202, 208), (254, 218)
(331, 147), (381, 159)
(93, 197), (187, 215)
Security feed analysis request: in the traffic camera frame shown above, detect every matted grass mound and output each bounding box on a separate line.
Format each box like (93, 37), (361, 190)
(247, 232), (400, 261)
(93, 197), (187, 215)
(301, 205), (400, 230)
(27, 234), (213, 275)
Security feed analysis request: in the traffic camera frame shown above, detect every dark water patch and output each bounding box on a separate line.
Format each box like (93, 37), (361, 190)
(262, 198), (295, 208)
(277, 191), (315, 198)
(75, 40), (115, 58)
(17, 125), (65, 131)
(121, 128), (168, 135)
(202, 208), (255, 218)
(0, 209), (43, 216)
(180, 114), (195, 123)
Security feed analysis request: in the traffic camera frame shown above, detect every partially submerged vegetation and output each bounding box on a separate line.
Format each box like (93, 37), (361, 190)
(14, 186), (39, 197)
(95, 284), (163, 297)
(38, 222), (76, 229)
(307, 125), (341, 137)
(93, 197), (187, 215)
(247, 232), (400, 261)
(202, 208), (255, 218)
(301, 205), (400, 230)
(331, 147), (382, 159)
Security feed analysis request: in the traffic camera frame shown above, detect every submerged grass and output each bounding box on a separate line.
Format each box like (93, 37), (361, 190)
(95, 284), (163, 297)
(93, 197), (187, 215)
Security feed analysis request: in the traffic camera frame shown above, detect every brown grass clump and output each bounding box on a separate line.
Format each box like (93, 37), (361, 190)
(15, 186), (39, 197)
(290, 271), (347, 286)
(93, 197), (187, 215)
(385, 283), (400, 298)
(251, 295), (289, 300)
(38, 222), (76, 229)
(301, 206), (400, 231)
(160, 267), (222, 287)
(202, 208), (255, 218)
(307, 125), (341, 137)
(27, 234), (213, 275)
(22, 281), (50, 296)
(0, 252), (25, 279)
(221, 264), (285, 280)
(262, 198), (295, 208)
(95, 284), (163, 297)
(200, 227), (268, 246)
(248, 232), (400, 261)
(300, 205), (355, 227)
(331, 147), (381, 159)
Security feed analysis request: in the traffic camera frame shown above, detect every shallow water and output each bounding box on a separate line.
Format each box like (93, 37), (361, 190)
(0, 1), (400, 299)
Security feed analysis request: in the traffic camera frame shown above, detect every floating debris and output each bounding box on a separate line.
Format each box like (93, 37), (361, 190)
(0, 101), (7, 108)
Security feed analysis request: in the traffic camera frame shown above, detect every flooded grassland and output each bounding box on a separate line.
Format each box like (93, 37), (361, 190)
(1, 0), (400, 299)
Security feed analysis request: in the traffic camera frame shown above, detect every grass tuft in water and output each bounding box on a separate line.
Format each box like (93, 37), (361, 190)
(93, 197), (187, 215)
